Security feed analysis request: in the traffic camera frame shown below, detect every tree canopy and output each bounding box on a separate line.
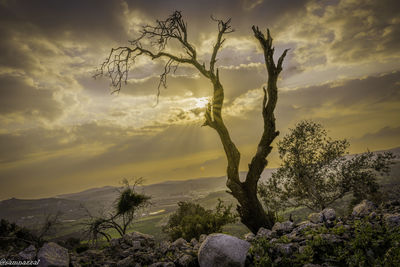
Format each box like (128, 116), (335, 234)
(259, 120), (395, 212)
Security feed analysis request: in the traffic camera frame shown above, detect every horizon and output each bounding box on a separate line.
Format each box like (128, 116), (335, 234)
(1, 145), (399, 201)
(1, 0), (399, 200)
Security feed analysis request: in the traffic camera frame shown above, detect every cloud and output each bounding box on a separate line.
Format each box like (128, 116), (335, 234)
(0, 0), (399, 199)
(275, 0), (400, 70)
(0, 75), (62, 120)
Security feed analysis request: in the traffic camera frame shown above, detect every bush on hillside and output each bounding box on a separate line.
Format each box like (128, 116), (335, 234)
(163, 199), (237, 241)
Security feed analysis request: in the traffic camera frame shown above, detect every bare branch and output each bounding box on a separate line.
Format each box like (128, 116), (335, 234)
(210, 15), (234, 75)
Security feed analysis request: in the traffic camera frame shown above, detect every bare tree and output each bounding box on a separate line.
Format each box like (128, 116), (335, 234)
(95, 11), (288, 233)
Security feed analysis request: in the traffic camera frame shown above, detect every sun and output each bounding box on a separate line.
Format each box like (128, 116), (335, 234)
(193, 97), (209, 109)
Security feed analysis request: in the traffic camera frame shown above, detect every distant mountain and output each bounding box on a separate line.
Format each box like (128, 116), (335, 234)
(0, 197), (87, 228)
(1, 146), (398, 229)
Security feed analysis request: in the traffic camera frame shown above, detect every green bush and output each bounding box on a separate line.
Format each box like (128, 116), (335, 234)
(162, 199), (237, 241)
(248, 217), (400, 266)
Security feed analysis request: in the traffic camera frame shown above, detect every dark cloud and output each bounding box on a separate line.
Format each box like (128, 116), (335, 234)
(0, 0), (128, 41)
(0, 75), (62, 120)
(274, 0), (400, 68)
(278, 71), (400, 110)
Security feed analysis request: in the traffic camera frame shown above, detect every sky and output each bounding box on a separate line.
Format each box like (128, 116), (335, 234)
(0, 0), (399, 199)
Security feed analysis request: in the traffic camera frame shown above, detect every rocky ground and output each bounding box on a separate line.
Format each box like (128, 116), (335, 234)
(1, 199), (400, 266)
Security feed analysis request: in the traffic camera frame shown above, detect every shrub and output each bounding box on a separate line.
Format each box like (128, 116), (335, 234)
(163, 199), (237, 241)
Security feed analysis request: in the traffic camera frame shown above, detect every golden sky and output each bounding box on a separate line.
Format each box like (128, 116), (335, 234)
(0, 0), (399, 199)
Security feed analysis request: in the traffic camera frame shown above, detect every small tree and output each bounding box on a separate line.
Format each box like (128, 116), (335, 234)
(162, 199), (236, 241)
(259, 120), (395, 212)
(85, 178), (150, 244)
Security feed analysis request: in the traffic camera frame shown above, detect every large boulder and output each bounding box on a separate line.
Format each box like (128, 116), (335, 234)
(38, 242), (69, 267)
(198, 233), (250, 267)
(352, 200), (376, 217)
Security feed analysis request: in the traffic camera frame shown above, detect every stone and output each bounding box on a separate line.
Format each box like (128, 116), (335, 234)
(178, 254), (194, 266)
(308, 213), (324, 224)
(18, 244), (36, 260)
(294, 221), (317, 234)
(199, 234), (207, 243)
(244, 232), (255, 242)
(132, 240), (141, 250)
(275, 243), (298, 256)
(320, 234), (342, 244)
(198, 233), (250, 267)
(149, 262), (175, 267)
(352, 200), (376, 217)
(272, 221), (294, 234)
(322, 208), (336, 221)
(110, 238), (120, 247)
(123, 231), (155, 247)
(384, 213), (400, 228)
(38, 242), (69, 267)
(117, 255), (135, 267)
(172, 237), (189, 248)
(369, 211), (377, 219)
(256, 227), (276, 239)
(190, 238), (198, 247)
(159, 241), (172, 254)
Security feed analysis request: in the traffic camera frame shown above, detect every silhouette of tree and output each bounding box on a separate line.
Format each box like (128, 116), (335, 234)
(95, 11), (288, 233)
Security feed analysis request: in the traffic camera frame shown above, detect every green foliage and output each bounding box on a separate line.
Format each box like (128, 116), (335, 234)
(116, 186), (150, 216)
(249, 217), (400, 266)
(0, 218), (38, 251)
(259, 120), (395, 212)
(86, 178), (151, 244)
(162, 199), (237, 241)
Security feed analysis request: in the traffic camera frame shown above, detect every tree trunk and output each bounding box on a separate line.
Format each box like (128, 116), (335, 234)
(232, 182), (275, 233)
(201, 27), (288, 233)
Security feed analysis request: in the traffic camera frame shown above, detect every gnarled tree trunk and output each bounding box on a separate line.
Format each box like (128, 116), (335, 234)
(96, 11), (288, 233)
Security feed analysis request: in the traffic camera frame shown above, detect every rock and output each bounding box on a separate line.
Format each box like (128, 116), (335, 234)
(384, 213), (400, 228)
(172, 237), (189, 248)
(178, 254), (194, 266)
(132, 240), (142, 250)
(352, 200), (376, 217)
(18, 244), (36, 260)
(149, 262), (175, 267)
(123, 231), (155, 247)
(38, 242), (69, 267)
(244, 232), (255, 242)
(117, 255), (135, 267)
(190, 238), (198, 247)
(198, 233), (250, 267)
(272, 221), (294, 234)
(308, 213), (324, 224)
(275, 243), (298, 256)
(293, 221), (317, 234)
(159, 241), (172, 254)
(256, 227), (276, 239)
(110, 238), (120, 248)
(322, 208), (336, 221)
(298, 245), (308, 254)
(199, 234), (207, 243)
(369, 211), (377, 219)
(320, 234), (342, 244)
